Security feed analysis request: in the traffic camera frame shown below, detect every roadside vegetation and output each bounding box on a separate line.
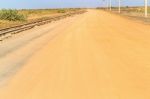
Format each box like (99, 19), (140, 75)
(111, 6), (150, 13)
(0, 8), (80, 29)
(0, 9), (27, 21)
(111, 6), (150, 17)
(98, 6), (150, 23)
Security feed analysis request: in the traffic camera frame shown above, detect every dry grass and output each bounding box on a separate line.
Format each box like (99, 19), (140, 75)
(111, 7), (150, 17)
(0, 20), (24, 29)
(97, 7), (150, 24)
(20, 9), (81, 20)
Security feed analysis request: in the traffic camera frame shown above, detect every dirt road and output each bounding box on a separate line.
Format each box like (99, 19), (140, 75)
(0, 10), (150, 99)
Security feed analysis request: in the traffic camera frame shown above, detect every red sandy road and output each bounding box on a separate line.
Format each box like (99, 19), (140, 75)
(0, 10), (150, 99)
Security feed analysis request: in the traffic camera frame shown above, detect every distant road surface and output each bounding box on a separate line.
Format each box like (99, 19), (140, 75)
(0, 10), (150, 99)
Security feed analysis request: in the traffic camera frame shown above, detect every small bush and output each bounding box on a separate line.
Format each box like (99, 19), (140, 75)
(57, 9), (66, 13)
(0, 9), (27, 21)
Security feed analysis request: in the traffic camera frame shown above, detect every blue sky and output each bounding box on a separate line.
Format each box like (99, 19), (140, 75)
(0, 0), (149, 9)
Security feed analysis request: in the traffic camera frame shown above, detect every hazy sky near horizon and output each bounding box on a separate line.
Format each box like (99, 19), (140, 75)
(0, 0), (149, 9)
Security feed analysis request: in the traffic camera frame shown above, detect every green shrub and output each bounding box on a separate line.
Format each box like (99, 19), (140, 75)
(0, 9), (27, 21)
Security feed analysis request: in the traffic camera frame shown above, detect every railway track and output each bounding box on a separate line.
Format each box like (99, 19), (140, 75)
(0, 10), (86, 41)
